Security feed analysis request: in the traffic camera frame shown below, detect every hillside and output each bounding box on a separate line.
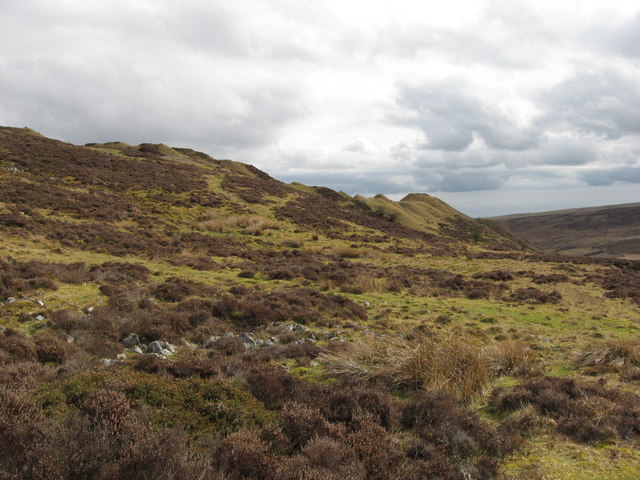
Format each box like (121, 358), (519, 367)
(490, 203), (640, 259)
(1, 126), (640, 480)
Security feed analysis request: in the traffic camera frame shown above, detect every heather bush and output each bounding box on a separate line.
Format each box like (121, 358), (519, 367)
(33, 331), (76, 364)
(490, 376), (640, 444)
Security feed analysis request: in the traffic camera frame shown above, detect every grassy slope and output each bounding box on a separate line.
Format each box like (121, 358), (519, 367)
(1, 126), (640, 479)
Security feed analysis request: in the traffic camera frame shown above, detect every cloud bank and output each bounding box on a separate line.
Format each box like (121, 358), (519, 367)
(0, 0), (638, 216)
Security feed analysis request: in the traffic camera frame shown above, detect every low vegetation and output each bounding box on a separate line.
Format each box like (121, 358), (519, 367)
(1, 127), (640, 479)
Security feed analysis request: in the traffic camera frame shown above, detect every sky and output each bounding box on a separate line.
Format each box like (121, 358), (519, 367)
(0, 0), (639, 217)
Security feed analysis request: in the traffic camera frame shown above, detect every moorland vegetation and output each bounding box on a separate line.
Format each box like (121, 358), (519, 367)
(1, 126), (639, 479)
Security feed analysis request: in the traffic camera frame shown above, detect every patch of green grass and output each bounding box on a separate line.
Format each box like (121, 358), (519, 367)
(501, 436), (640, 480)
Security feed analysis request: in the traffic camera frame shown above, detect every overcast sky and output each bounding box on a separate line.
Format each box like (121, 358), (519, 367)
(1, 0), (638, 216)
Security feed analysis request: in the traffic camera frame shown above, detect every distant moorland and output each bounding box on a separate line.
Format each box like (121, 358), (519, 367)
(490, 203), (640, 260)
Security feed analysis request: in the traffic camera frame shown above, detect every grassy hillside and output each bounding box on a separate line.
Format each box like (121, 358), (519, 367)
(1, 126), (640, 480)
(489, 203), (640, 260)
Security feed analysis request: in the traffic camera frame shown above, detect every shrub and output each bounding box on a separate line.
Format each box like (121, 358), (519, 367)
(34, 332), (76, 364)
(490, 376), (640, 445)
(280, 402), (342, 449)
(215, 430), (276, 480)
(507, 287), (562, 304)
(0, 328), (37, 363)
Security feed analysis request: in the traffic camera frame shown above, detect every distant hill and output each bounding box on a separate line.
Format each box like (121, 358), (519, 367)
(488, 203), (640, 259)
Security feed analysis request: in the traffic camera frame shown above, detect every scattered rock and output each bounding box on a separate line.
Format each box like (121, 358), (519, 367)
(100, 358), (116, 367)
(35, 315), (45, 322)
(130, 345), (143, 354)
(22, 297), (45, 307)
(122, 333), (140, 348)
(239, 333), (257, 349)
(286, 323), (309, 332)
(148, 340), (175, 356)
(204, 336), (221, 348)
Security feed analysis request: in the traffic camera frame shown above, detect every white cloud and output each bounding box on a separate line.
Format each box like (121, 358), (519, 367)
(0, 0), (638, 215)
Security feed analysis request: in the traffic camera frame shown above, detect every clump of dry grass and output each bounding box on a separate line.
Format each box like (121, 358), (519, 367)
(328, 246), (364, 258)
(281, 237), (304, 248)
(198, 213), (278, 235)
(320, 336), (491, 403)
(486, 340), (537, 377)
(575, 339), (640, 370)
(341, 274), (389, 294)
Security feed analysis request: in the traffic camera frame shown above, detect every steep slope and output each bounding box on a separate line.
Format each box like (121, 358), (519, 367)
(0, 126), (521, 260)
(489, 203), (640, 259)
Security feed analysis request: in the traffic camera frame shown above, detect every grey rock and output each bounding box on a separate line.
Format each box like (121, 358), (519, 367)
(7, 297), (16, 304)
(287, 323), (309, 332)
(259, 339), (275, 347)
(35, 315), (45, 322)
(116, 353), (127, 361)
(130, 345), (143, 354)
(147, 341), (165, 354)
(122, 333), (140, 348)
(204, 336), (221, 348)
(85, 306), (95, 314)
(22, 297), (45, 307)
(63, 334), (75, 344)
(239, 333), (256, 349)
(161, 348), (173, 356)
(161, 341), (175, 353)
(181, 339), (197, 349)
(148, 352), (166, 359)
(100, 358), (119, 367)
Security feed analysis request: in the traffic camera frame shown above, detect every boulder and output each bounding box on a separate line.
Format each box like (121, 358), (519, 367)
(239, 333), (257, 349)
(122, 333), (140, 348)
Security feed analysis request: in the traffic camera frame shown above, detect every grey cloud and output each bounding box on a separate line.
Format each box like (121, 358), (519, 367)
(539, 69), (640, 139)
(590, 11), (640, 60)
(276, 171), (413, 196)
(396, 83), (540, 152)
(0, 53), (305, 152)
(435, 172), (505, 192)
(580, 166), (640, 186)
(533, 137), (599, 166)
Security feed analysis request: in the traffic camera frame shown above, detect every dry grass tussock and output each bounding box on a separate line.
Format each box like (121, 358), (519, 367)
(199, 213), (278, 235)
(575, 339), (640, 370)
(320, 336), (491, 403)
(486, 340), (537, 377)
